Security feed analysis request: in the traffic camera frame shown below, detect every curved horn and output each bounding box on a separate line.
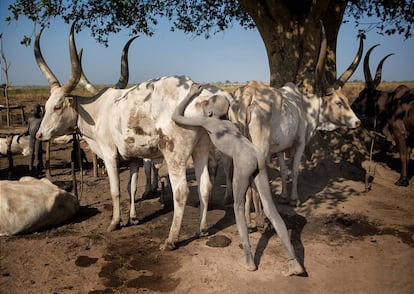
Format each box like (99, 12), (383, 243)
(336, 32), (364, 86)
(373, 53), (394, 88)
(315, 20), (327, 95)
(77, 49), (99, 94)
(34, 27), (61, 89)
(363, 44), (380, 88)
(114, 36), (138, 89)
(61, 23), (82, 94)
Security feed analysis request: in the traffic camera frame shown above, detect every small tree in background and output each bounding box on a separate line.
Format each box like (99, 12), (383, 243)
(0, 33), (11, 127)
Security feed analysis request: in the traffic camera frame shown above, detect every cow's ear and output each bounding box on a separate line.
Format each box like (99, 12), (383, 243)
(200, 100), (211, 117)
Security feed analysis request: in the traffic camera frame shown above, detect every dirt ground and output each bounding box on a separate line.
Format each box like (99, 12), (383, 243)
(0, 129), (413, 294)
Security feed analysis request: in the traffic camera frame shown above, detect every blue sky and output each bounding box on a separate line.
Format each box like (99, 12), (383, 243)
(1, 2), (413, 86)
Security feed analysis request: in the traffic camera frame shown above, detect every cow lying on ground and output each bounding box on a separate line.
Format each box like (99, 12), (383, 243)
(0, 177), (79, 236)
(172, 83), (304, 276)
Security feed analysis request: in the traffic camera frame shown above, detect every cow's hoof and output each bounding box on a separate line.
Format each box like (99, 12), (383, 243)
(128, 217), (140, 226)
(196, 229), (209, 238)
(248, 226), (257, 233)
(282, 259), (304, 276)
(395, 177), (409, 187)
(161, 241), (177, 251)
(239, 256), (257, 271)
(107, 222), (121, 232)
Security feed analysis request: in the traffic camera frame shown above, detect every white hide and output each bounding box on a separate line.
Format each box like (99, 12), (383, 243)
(0, 134), (73, 157)
(0, 135), (30, 156)
(36, 75), (233, 248)
(0, 177), (79, 236)
(230, 81), (360, 205)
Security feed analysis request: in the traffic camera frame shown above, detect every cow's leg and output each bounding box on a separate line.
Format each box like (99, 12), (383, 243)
(290, 142), (305, 207)
(251, 187), (264, 230)
(162, 154), (189, 250)
(222, 155), (234, 205)
(151, 161), (159, 191)
(104, 157), (122, 231)
(143, 158), (158, 198)
(233, 167), (256, 271)
(192, 137), (213, 237)
(127, 162), (139, 225)
(277, 152), (290, 203)
(245, 186), (253, 229)
(29, 136), (35, 173)
(253, 169), (304, 276)
(393, 123), (409, 186)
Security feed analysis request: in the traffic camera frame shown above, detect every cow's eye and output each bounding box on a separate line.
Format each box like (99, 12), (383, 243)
(336, 101), (343, 108)
(54, 105), (62, 111)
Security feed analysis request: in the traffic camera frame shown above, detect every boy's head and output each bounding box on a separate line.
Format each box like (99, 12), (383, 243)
(32, 104), (42, 115)
(203, 95), (229, 119)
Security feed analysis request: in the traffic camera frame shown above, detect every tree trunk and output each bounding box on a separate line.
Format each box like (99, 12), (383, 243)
(239, 0), (347, 93)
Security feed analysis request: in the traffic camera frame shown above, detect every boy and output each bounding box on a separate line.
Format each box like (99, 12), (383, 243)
(172, 84), (304, 276)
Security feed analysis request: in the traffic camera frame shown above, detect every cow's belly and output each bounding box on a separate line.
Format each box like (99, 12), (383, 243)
(269, 121), (300, 153)
(118, 134), (161, 160)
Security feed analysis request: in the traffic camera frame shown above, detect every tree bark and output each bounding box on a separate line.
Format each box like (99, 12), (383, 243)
(239, 0), (348, 93)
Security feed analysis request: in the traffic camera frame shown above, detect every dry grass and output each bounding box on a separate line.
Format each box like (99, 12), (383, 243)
(1, 81), (413, 127)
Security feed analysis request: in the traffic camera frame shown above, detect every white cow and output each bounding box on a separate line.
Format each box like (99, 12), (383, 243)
(0, 177), (79, 236)
(34, 24), (232, 250)
(229, 25), (362, 227)
(0, 135), (30, 156)
(78, 37), (160, 198)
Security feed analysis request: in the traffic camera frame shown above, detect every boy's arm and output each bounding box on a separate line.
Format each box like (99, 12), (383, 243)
(172, 84), (206, 127)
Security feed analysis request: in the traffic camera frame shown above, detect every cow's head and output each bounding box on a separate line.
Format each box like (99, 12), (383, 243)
(352, 44), (394, 120)
(35, 23), (81, 141)
(314, 22), (362, 131)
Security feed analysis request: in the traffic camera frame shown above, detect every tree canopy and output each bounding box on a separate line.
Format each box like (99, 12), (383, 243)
(4, 0), (413, 89)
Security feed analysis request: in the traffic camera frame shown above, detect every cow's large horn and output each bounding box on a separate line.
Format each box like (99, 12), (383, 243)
(34, 28), (61, 90)
(363, 44), (380, 88)
(336, 33), (364, 86)
(315, 20), (327, 95)
(373, 53), (394, 88)
(115, 36), (138, 89)
(61, 23), (82, 94)
(77, 49), (99, 94)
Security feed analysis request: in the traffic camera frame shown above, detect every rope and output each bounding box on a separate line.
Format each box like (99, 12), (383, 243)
(365, 118), (380, 192)
(75, 132), (84, 201)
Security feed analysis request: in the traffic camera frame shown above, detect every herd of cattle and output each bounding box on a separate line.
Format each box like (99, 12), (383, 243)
(0, 23), (413, 275)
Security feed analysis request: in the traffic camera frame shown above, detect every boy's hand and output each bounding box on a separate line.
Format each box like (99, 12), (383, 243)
(189, 83), (203, 96)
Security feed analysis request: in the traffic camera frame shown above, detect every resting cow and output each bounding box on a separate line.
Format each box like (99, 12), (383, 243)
(0, 177), (79, 236)
(172, 84), (304, 276)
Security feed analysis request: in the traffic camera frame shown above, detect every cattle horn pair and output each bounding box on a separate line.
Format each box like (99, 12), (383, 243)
(78, 35), (139, 94)
(35, 22), (138, 95)
(315, 21), (364, 95)
(363, 44), (394, 89)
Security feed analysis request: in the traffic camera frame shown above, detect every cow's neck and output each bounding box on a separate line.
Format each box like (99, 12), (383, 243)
(302, 93), (322, 142)
(73, 94), (102, 141)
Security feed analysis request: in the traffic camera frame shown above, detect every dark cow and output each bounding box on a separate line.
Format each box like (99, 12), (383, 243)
(352, 45), (414, 186)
